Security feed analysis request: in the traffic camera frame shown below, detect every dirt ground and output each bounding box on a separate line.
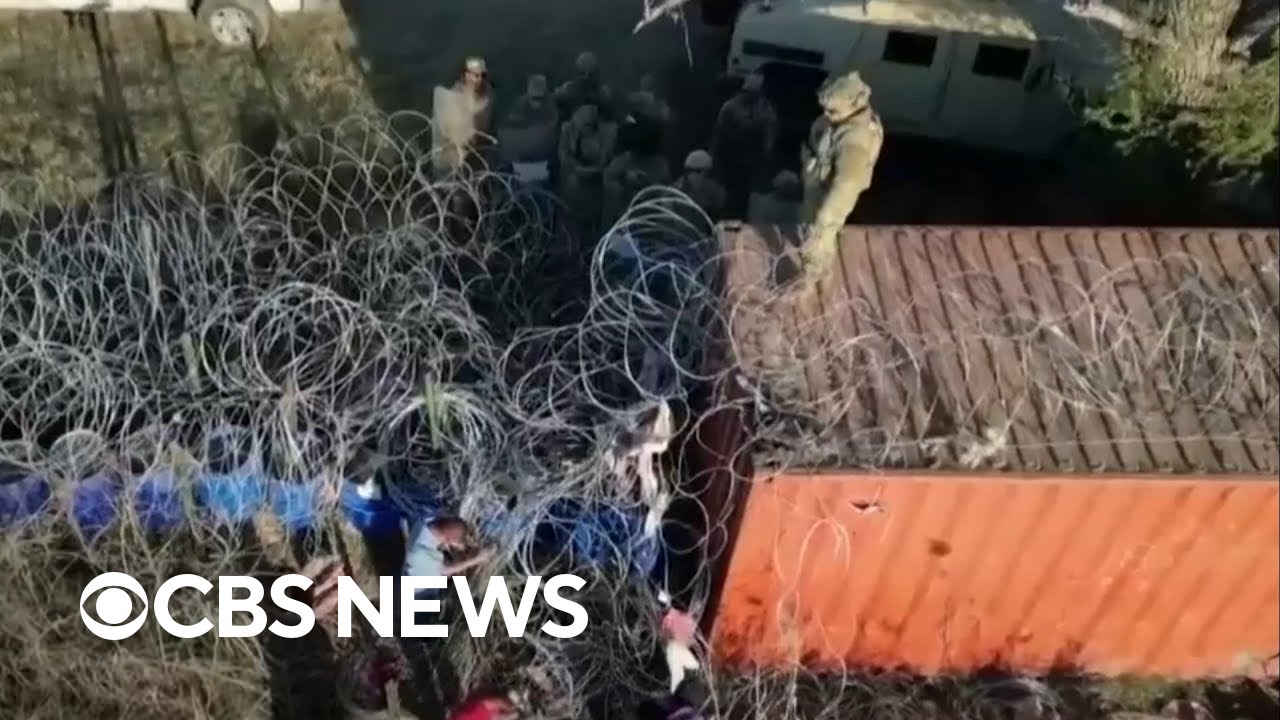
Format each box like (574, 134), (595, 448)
(0, 1), (719, 206)
(2, 4), (1271, 224)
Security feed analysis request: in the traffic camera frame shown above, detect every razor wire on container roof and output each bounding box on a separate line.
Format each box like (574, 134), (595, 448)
(0, 110), (730, 719)
(717, 227), (1279, 475)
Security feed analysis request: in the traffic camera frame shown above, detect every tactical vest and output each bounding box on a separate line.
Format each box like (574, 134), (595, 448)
(567, 123), (607, 172)
(803, 108), (882, 188)
(720, 96), (770, 149)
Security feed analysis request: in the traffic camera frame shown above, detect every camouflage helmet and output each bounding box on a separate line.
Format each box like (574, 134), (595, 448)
(772, 169), (801, 192)
(817, 71), (871, 111)
(527, 74), (549, 98)
(684, 149), (713, 171)
(575, 51), (599, 74)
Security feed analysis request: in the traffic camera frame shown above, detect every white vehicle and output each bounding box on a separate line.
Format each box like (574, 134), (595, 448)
(725, 0), (1123, 154)
(2, 0), (336, 49)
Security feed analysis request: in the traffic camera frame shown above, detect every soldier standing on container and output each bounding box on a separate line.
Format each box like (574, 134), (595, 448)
(555, 51), (613, 121)
(674, 149), (727, 223)
(799, 71), (883, 287)
(710, 71), (778, 218)
(559, 103), (615, 239)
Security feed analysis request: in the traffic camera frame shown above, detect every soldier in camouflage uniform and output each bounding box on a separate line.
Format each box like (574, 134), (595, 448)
(558, 103), (615, 239)
(711, 71), (778, 218)
(799, 71), (883, 285)
(747, 169), (803, 227)
(601, 148), (671, 228)
(505, 74), (559, 131)
(626, 75), (671, 126)
(674, 149), (728, 222)
(555, 51), (613, 121)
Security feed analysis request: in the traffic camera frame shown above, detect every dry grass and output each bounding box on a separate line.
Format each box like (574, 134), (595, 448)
(0, 517), (276, 719)
(0, 9), (375, 205)
(0, 0), (701, 208)
(713, 668), (1280, 720)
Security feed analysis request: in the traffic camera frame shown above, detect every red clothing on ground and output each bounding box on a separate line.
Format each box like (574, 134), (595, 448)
(661, 607), (697, 645)
(449, 696), (513, 720)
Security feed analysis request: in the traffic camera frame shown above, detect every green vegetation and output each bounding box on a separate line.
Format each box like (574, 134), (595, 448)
(1088, 0), (1279, 174)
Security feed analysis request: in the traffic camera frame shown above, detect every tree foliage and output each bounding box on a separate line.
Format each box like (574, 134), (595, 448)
(1087, 0), (1279, 173)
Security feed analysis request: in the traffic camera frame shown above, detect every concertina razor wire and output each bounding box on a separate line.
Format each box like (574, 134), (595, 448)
(0, 111), (730, 719)
(1, 110), (1277, 720)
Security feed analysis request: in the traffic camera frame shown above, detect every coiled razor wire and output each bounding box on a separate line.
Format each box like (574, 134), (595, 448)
(0, 111), (727, 719)
(4, 109), (1274, 720)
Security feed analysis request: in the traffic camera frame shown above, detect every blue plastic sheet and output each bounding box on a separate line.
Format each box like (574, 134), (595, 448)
(0, 474), (51, 527)
(340, 481), (401, 537)
(3, 461), (667, 585)
(134, 470), (184, 533)
(196, 472), (268, 526)
(270, 480), (322, 532)
(72, 471), (123, 539)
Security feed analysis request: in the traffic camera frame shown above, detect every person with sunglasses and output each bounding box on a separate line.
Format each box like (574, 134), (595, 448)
(433, 56), (495, 177)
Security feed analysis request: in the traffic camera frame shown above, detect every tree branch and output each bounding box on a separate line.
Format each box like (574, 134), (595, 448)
(1062, 0), (1159, 41)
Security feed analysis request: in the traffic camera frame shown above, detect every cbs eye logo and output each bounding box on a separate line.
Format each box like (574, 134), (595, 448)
(79, 572), (150, 640)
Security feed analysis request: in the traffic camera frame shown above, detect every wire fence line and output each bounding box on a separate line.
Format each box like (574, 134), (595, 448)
(717, 226), (1279, 474)
(0, 111), (730, 719)
(0, 110), (1276, 720)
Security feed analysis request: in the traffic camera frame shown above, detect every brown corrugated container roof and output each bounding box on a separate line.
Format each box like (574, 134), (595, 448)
(717, 225), (1280, 475)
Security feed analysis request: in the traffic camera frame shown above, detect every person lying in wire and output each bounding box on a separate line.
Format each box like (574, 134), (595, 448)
(635, 591), (708, 720)
(607, 397), (675, 538)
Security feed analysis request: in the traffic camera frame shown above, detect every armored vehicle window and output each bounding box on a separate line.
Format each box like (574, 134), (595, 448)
(972, 42), (1031, 80)
(742, 40), (825, 67)
(881, 30), (937, 67)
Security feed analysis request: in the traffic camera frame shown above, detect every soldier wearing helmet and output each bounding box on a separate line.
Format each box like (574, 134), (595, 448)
(748, 169), (803, 227)
(499, 73), (559, 205)
(674, 149), (728, 222)
(601, 146), (671, 229)
(555, 51), (614, 121)
(711, 71), (778, 217)
(559, 103), (616, 238)
(506, 74), (558, 130)
(799, 71), (883, 286)
(621, 74), (671, 159)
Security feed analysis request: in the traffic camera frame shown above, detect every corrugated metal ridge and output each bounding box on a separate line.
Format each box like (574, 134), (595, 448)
(754, 468), (1280, 483)
(716, 224), (1280, 475)
(709, 470), (1280, 677)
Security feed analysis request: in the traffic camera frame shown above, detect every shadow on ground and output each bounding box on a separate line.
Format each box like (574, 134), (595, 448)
(717, 666), (1280, 720)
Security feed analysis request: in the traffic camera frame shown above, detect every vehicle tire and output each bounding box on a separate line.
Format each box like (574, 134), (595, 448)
(196, 0), (273, 50)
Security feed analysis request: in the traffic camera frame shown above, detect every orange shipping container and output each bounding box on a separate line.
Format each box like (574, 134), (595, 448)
(696, 226), (1280, 676)
(709, 472), (1280, 677)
